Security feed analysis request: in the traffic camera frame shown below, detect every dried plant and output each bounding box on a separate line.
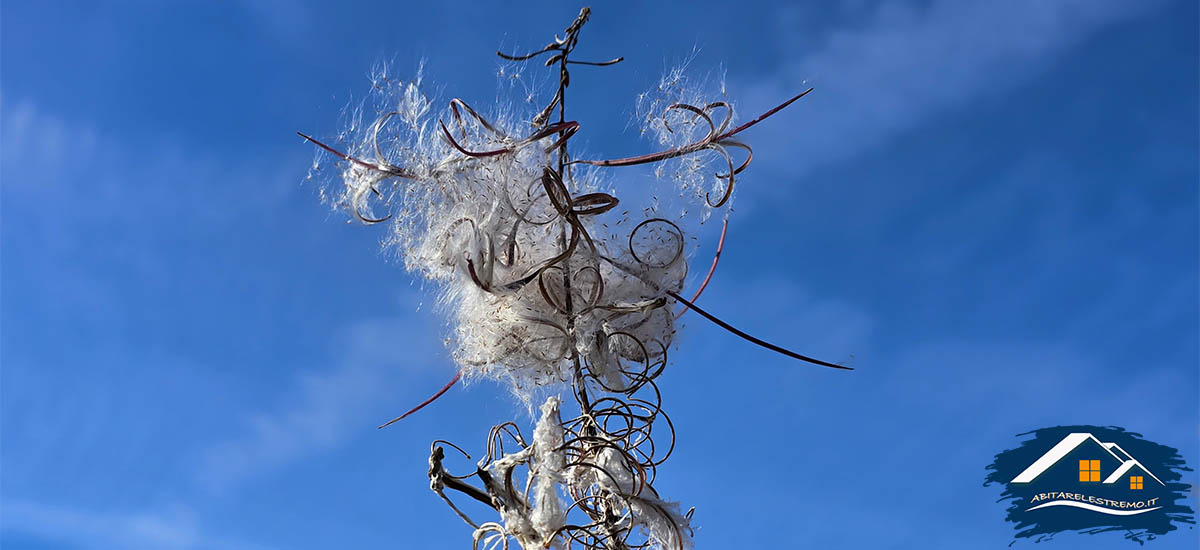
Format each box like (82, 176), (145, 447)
(302, 7), (847, 549)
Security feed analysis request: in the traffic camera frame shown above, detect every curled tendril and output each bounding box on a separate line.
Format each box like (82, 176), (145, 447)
(570, 88), (813, 209)
(629, 218), (685, 269)
(430, 298), (685, 549)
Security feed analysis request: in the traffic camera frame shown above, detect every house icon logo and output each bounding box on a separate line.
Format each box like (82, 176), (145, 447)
(1010, 432), (1166, 515)
(985, 425), (1194, 544)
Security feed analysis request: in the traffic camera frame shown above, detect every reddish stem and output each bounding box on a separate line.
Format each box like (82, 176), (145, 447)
(297, 132), (412, 177)
(714, 88), (813, 142)
(674, 216), (728, 320)
(571, 88), (813, 168)
(379, 371), (463, 428)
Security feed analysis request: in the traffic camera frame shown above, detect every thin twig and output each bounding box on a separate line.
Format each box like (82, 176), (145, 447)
(674, 215), (729, 320)
(379, 371), (463, 428)
(666, 290), (851, 370)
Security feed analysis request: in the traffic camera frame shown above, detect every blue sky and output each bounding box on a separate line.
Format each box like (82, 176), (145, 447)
(2, 1), (1196, 548)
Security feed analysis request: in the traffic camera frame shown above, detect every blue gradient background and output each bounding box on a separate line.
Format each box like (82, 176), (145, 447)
(3, 1), (1197, 548)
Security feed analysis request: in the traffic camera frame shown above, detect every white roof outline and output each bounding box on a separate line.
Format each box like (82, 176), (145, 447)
(1103, 443), (1133, 462)
(1103, 459), (1165, 486)
(1010, 432), (1163, 485)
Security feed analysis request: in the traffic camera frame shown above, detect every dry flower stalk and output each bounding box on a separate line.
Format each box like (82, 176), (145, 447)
(303, 7), (847, 549)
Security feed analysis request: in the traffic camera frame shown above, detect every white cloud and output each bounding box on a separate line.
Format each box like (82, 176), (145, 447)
(1, 97), (452, 542)
(195, 313), (444, 491)
(1, 498), (270, 550)
(741, 0), (1164, 176)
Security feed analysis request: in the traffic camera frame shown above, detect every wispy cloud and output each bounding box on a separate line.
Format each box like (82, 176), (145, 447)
(742, 0), (1164, 175)
(1, 97), (449, 543)
(195, 314), (443, 491)
(2, 498), (270, 550)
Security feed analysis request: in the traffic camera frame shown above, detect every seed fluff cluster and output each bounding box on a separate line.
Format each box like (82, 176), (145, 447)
(303, 7), (834, 550)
